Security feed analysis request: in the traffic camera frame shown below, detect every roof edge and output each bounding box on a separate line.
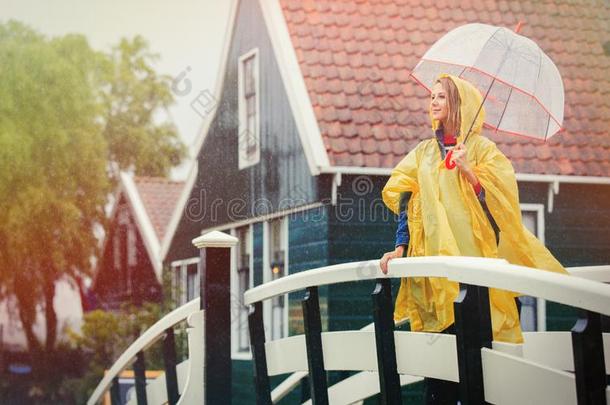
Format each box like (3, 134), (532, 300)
(319, 166), (610, 185)
(159, 162), (199, 262)
(120, 172), (163, 280)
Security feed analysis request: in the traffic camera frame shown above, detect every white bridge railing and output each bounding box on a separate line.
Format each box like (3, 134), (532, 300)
(87, 299), (203, 405)
(88, 234), (610, 405)
(245, 257), (610, 405)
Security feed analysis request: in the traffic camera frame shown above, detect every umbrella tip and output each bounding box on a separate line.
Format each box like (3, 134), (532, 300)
(514, 21), (526, 34)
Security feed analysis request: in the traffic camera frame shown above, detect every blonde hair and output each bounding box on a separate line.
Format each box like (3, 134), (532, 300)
(436, 77), (461, 136)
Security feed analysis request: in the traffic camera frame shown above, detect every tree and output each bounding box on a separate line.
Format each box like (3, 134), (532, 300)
(0, 21), (109, 354)
(101, 36), (186, 179)
(0, 21), (186, 364)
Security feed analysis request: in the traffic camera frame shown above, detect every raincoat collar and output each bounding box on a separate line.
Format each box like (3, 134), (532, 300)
(430, 74), (486, 144)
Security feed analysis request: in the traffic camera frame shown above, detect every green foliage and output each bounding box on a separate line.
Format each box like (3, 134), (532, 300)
(101, 36), (186, 178)
(0, 20), (186, 354)
(0, 19), (188, 402)
(0, 23), (109, 353)
(64, 268), (189, 403)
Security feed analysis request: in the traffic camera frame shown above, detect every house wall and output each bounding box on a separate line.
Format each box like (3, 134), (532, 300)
(326, 175), (397, 332)
(165, 0), (327, 270)
(519, 182), (610, 330)
(93, 196), (161, 309)
(230, 206), (331, 403)
(160, 0), (328, 401)
(324, 176), (427, 401)
(168, 176), (609, 402)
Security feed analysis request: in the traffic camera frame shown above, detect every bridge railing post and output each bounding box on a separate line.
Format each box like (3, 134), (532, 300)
(453, 283), (493, 405)
(110, 376), (121, 405)
(133, 350), (148, 405)
(302, 286), (329, 405)
(248, 301), (272, 404)
(192, 231), (238, 405)
(162, 327), (179, 405)
(372, 278), (402, 404)
(571, 310), (607, 405)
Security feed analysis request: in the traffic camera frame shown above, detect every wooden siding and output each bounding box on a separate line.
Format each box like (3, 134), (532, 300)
(323, 176), (419, 400)
(164, 0), (325, 266)
(519, 183), (610, 331)
(93, 196), (161, 309)
(288, 206), (331, 336)
(326, 175), (397, 332)
(232, 205), (332, 404)
(161, 0), (331, 401)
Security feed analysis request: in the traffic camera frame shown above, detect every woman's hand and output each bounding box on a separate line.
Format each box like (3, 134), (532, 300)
(451, 143), (479, 186)
(380, 245), (405, 274)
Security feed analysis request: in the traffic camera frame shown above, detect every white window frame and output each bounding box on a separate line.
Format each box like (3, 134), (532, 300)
(170, 257), (200, 306)
(237, 48), (261, 170)
(520, 203), (546, 331)
(263, 218), (289, 341)
(230, 226), (254, 360)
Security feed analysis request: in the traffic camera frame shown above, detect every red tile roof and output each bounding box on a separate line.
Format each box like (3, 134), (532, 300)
(133, 177), (185, 241)
(280, 0), (610, 176)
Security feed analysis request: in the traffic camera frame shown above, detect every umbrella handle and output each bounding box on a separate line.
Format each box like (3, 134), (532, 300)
(445, 150), (457, 170)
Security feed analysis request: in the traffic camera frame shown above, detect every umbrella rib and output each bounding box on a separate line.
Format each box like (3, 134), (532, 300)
(464, 79), (494, 143)
(463, 27), (510, 143)
(458, 66), (467, 78)
(495, 86), (514, 133)
(473, 27), (505, 74)
(533, 44), (543, 103)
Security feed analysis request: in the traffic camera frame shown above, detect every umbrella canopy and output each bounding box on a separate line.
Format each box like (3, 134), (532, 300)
(411, 23), (565, 141)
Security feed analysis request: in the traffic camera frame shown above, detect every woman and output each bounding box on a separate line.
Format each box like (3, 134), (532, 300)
(379, 74), (566, 404)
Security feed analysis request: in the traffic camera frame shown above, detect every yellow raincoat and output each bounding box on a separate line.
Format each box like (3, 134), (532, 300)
(382, 74), (567, 343)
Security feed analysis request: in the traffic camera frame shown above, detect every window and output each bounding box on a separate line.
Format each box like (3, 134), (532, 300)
(238, 49), (260, 169)
(114, 206), (131, 292)
(170, 258), (200, 306)
(267, 218), (287, 341)
(127, 226), (137, 268)
(126, 226), (137, 293)
(519, 204), (546, 331)
(233, 226), (252, 355)
(113, 233), (121, 271)
(186, 264), (198, 302)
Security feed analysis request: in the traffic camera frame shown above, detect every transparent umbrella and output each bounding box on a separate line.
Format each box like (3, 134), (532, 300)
(411, 22), (565, 143)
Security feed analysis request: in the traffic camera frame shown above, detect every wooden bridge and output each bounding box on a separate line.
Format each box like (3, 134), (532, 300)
(87, 231), (610, 405)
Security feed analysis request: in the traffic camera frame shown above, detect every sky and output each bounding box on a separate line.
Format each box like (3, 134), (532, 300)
(0, 0), (234, 179)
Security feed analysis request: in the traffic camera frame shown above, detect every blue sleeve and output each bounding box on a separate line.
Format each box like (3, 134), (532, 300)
(395, 210), (410, 248)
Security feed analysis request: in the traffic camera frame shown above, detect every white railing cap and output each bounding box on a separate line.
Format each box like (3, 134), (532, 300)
(87, 299), (200, 405)
(244, 257), (610, 317)
(567, 265), (610, 283)
(192, 230), (238, 249)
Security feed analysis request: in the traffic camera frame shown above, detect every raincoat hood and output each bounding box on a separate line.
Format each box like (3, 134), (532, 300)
(430, 74), (486, 143)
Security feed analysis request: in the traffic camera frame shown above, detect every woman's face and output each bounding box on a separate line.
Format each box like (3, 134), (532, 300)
(430, 82), (448, 123)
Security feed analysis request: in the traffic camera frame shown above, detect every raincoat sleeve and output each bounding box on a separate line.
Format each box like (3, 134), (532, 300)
(471, 139), (566, 274)
(382, 145), (420, 215)
(395, 210), (410, 247)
